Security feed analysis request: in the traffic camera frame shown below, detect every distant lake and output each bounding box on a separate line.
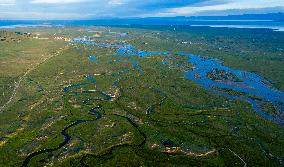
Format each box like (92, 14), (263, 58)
(0, 19), (284, 31)
(189, 20), (284, 31)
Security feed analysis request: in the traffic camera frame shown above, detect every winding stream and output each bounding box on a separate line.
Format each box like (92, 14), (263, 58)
(22, 110), (101, 167)
(22, 76), (113, 166)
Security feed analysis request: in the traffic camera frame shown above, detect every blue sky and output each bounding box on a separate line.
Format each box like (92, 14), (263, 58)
(0, 0), (284, 19)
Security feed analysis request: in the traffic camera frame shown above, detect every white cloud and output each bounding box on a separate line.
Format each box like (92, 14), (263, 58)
(0, 0), (15, 6)
(108, 0), (126, 6)
(0, 11), (94, 19)
(30, 0), (90, 4)
(152, 0), (284, 16)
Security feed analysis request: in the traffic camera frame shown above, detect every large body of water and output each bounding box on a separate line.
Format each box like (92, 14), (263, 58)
(1, 19), (284, 31)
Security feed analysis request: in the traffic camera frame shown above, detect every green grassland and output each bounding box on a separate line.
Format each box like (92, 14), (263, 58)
(0, 26), (283, 167)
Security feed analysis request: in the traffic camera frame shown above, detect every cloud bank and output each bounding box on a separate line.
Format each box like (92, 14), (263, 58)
(0, 0), (283, 19)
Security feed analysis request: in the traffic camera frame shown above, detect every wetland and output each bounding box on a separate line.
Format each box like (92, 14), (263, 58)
(0, 25), (283, 166)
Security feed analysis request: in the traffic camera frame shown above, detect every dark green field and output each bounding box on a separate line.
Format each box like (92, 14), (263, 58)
(0, 26), (283, 167)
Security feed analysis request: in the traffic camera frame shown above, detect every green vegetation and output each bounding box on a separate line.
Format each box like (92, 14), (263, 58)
(207, 69), (242, 82)
(0, 26), (283, 167)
